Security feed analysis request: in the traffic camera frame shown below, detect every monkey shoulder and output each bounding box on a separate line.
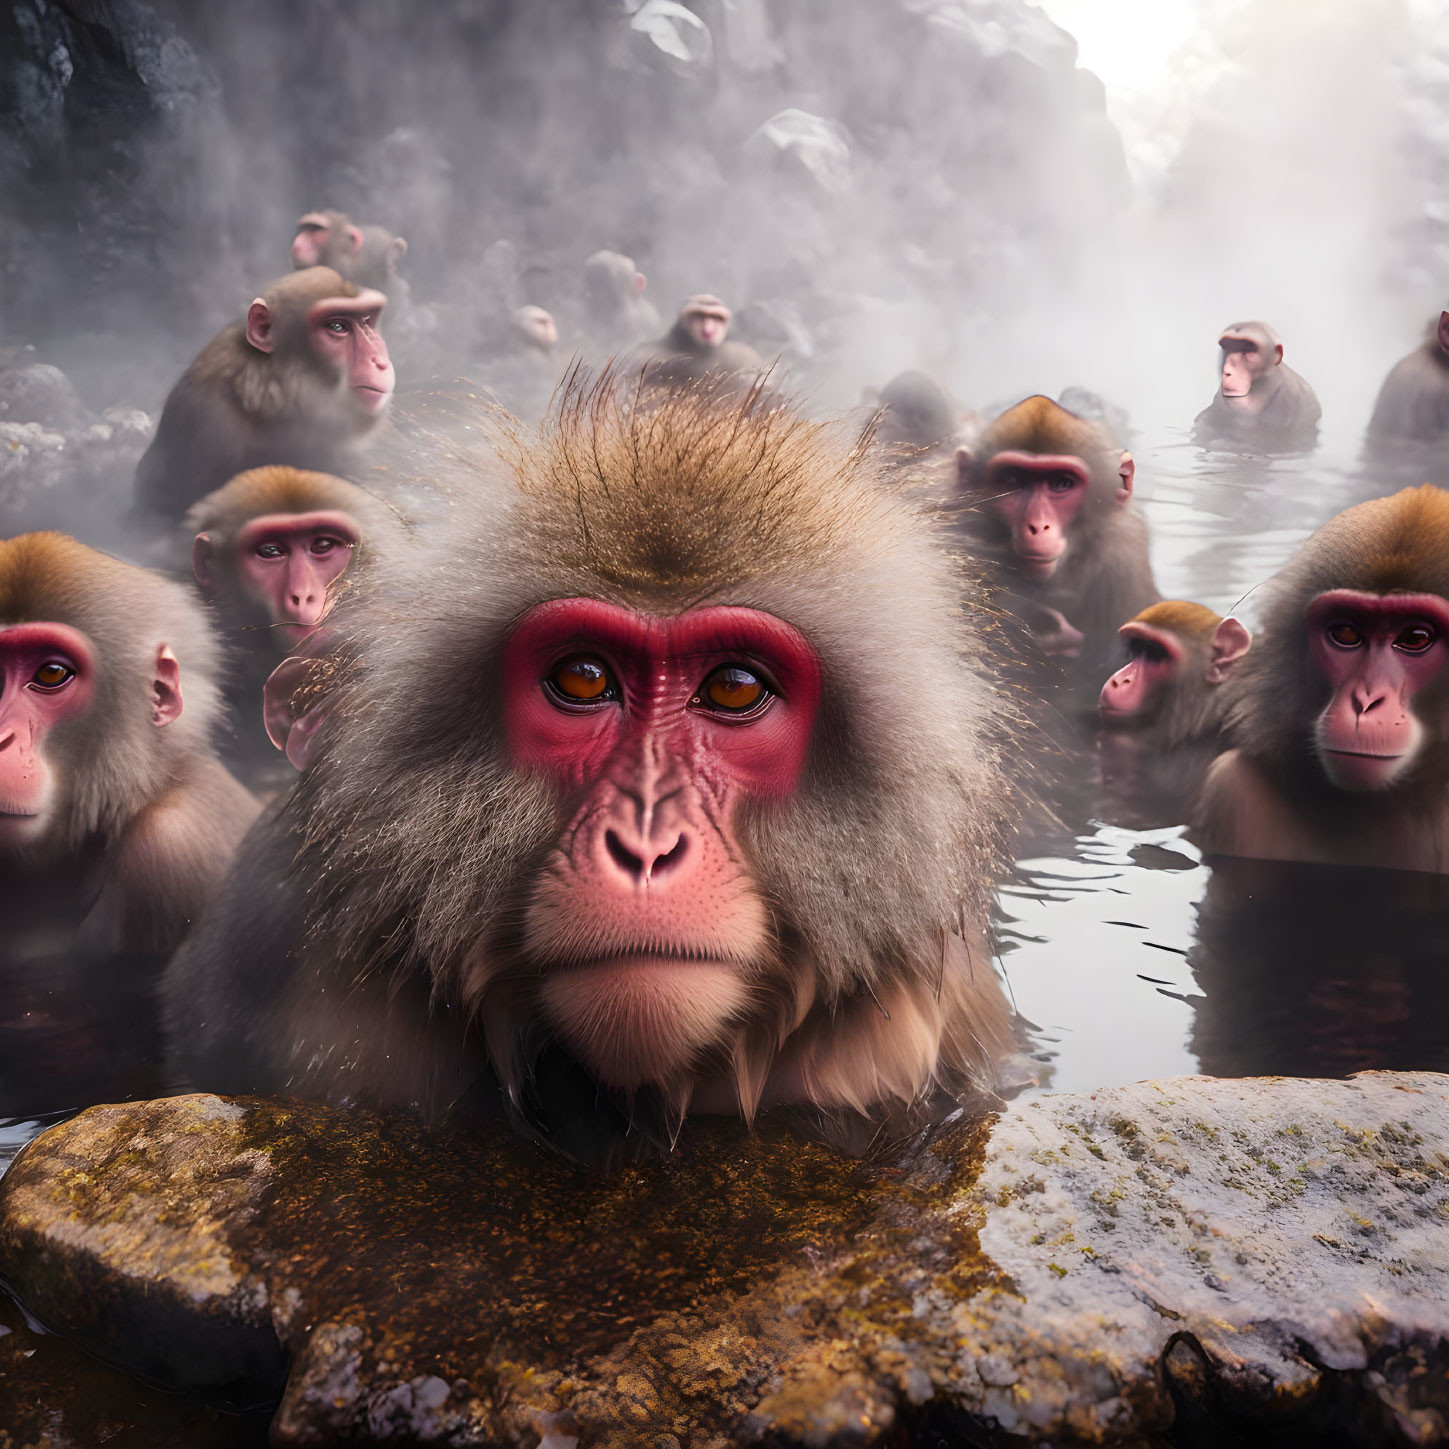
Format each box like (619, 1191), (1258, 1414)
(1368, 347), (1449, 439)
(96, 759), (261, 954)
(1191, 749), (1302, 862)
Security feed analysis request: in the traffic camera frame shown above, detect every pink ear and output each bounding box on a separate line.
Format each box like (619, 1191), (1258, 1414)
(1438, 311), (1449, 354)
(245, 299), (275, 353)
(1272, 343), (1284, 366)
(633, 272), (648, 295)
(1206, 616), (1251, 683)
(346, 225), (365, 255)
(954, 445), (972, 484)
(150, 646), (184, 727)
(389, 236), (408, 264)
(1116, 452), (1135, 503)
(192, 533), (216, 590)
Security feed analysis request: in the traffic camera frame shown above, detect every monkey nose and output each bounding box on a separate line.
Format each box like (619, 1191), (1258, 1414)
(602, 827), (689, 886)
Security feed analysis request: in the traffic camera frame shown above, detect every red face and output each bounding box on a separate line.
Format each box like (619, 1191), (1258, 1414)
(1099, 622), (1182, 725)
(502, 598), (821, 1089)
(983, 452), (1091, 579)
(1308, 589), (1449, 791)
(686, 313), (728, 347)
(213, 511), (359, 642)
(306, 292), (394, 414)
(0, 623), (95, 848)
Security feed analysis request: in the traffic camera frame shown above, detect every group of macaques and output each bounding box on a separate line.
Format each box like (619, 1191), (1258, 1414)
(6, 201), (1449, 1160)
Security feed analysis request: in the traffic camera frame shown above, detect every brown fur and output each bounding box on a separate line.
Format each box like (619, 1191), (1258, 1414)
(957, 394), (1159, 685)
(1366, 317), (1449, 446)
(1193, 320), (1321, 454)
(299, 211), (408, 296)
(1196, 486), (1449, 872)
(0, 534), (258, 955)
(132, 269), (384, 523)
(165, 373), (1023, 1156)
(1113, 601), (1238, 750)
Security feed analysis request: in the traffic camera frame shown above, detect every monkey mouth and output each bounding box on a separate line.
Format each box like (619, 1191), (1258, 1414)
(1017, 558), (1060, 580)
(354, 386), (392, 413)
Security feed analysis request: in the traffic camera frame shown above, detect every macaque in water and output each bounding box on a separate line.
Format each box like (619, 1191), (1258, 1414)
(1097, 601), (1252, 818)
(636, 294), (765, 394)
(0, 533), (258, 967)
(954, 395), (1159, 688)
(481, 305), (563, 421)
(166, 375), (1022, 1159)
(292, 210), (409, 298)
(1192, 321), (1320, 454)
(187, 466), (405, 773)
(582, 249), (661, 351)
(133, 269), (394, 523)
(1365, 310), (1449, 450)
(871, 371), (977, 458)
(1196, 485), (1449, 873)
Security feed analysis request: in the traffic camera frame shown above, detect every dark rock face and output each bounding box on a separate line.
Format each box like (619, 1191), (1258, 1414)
(1, 1073), (1446, 1446)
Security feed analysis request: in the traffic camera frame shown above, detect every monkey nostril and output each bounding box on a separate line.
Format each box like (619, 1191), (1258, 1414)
(651, 834), (688, 877)
(604, 829), (644, 881)
(0, 730), (13, 751)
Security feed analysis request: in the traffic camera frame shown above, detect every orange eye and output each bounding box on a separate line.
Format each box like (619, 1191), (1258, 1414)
(32, 661), (74, 689)
(700, 665), (767, 713)
(1327, 623), (1363, 649)
(1397, 625), (1436, 653)
(549, 657), (613, 703)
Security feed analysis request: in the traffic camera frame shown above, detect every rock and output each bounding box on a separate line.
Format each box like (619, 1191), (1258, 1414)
(0, 1074), (1446, 1446)
(0, 363), (87, 430)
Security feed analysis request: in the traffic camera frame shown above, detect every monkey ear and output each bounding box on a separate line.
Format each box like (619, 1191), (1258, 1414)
(1115, 452), (1135, 503)
(1205, 616), (1252, 684)
(245, 299), (275, 354)
(633, 272), (648, 295)
(345, 225), (365, 256)
(150, 645), (184, 727)
(1272, 343), (1284, 366)
(954, 445), (972, 484)
(192, 533), (216, 590)
(1438, 311), (1449, 354)
(389, 235), (408, 265)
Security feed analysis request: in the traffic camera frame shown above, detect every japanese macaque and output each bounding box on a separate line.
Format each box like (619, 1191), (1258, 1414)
(637, 293), (765, 393)
(1195, 485), (1449, 873)
(582, 249), (661, 350)
(1096, 602), (1251, 824)
(292, 210), (409, 296)
(1099, 602), (1252, 746)
(1365, 311), (1449, 448)
(186, 466), (405, 774)
(481, 306), (563, 421)
(0, 533), (258, 963)
(133, 269), (394, 522)
(166, 376), (1022, 1159)
(1192, 321), (1320, 454)
(954, 395), (1159, 686)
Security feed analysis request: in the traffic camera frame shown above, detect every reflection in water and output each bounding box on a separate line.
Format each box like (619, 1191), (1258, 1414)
(1189, 858), (1449, 1079)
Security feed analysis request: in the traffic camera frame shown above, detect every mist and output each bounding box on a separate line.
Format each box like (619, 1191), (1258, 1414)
(0, 0), (1438, 463)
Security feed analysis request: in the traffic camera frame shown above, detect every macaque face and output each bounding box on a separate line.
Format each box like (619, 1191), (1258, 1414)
(306, 292), (394, 414)
(501, 598), (821, 1089)
(518, 307), (558, 351)
(292, 212), (361, 270)
(227, 511), (359, 641)
(686, 313), (728, 348)
(0, 622), (96, 848)
(1099, 623), (1182, 726)
(982, 452), (1092, 579)
(1219, 334), (1275, 397)
(1308, 589), (1449, 791)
